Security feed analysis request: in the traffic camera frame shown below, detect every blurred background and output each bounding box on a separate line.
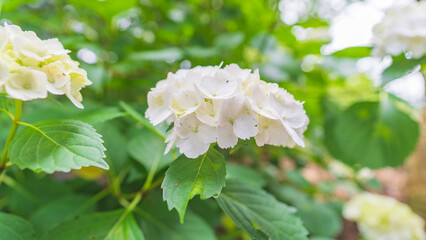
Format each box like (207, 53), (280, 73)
(1, 0), (425, 239)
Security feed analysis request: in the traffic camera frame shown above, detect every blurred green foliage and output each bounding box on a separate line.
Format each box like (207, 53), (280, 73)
(0, 0), (422, 239)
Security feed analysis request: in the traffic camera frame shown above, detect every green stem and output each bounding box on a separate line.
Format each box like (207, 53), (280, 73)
(0, 170), (6, 187)
(119, 101), (165, 140)
(106, 192), (142, 238)
(110, 144), (164, 235)
(0, 100), (23, 171)
(110, 172), (122, 198)
(144, 176), (164, 192)
(109, 165), (130, 199)
(113, 149), (164, 233)
(125, 192), (142, 213)
(142, 155), (162, 192)
(0, 109), (13, 120)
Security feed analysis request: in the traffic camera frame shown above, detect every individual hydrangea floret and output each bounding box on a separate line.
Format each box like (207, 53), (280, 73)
(0, 23), (91, 108)
(145, 64), (309, 158)
(344, 193), (426, 240)
(372, 1), (426, 59)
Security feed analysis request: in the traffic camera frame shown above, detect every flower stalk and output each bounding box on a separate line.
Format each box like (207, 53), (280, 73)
(0, 99), (23, 172)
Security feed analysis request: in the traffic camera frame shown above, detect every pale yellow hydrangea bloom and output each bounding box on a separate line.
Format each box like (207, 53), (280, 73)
(344, 193), (426, 240)
(0, 23), (91, 108)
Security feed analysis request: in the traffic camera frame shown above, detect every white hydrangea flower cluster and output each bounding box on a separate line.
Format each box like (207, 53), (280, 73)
(372, 1), (426, 59)
(344, 193), (426, 240)
(145, 64), (309, 158)
(0, 23), (91, 108)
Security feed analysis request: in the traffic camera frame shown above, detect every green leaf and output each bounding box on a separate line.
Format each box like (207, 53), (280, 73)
(297, 201), (342, 238)
(285, 170), (313, 189)
(65, 0), (137, 20)
(128, 128), (173, 173)
(106, 214), (145, 240)
(184, 46), (219, 58)
(0, 0), (37, 13)
(162, 148), (226, 222)
(83, 64), (107, 95)
(331, 47), (372, 58)
(267, 183), (309, 206)
(298, 18), (329, 28)
(325, 98), (420, 168)
(29, 195), (94, 235)
(126, 162), (148, 183)
(41, 210), (123, 240)
(0, 212), (37, 240)
(74, 107), (126, 125)
(188, 198), (222, 227)
(323, 98), (348, 161)
(267, 182), (341, 237)
(217, 180), (309, 240)
(7, 177), (72, 217)
(21, 100), (70, 123)
(129, 48), (183, 62)
(229, 139), (249, 154)
(8, 119), (108, 173)
(137, 191), (216, 240)
(382, 58), (420, 85)
(226, 163), (265, 188)
(0, 94), (9, 111)
(96, 122), (128, 173)
(119, 101), (165, 140)
(214, 32), (245, 49)
(310, 237), (334, 240)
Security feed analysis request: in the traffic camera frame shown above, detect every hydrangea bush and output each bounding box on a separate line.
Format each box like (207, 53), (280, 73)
(0, 1), (425, 239)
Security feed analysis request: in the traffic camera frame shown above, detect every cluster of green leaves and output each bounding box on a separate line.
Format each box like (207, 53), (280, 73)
(0, 0), (424, 239)
(0, 99), (311, 239)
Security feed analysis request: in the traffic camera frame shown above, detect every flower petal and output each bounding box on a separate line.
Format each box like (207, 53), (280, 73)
(233, 113), (258, 140)
(217, 121), (238, 149)
(197, 124), (217, 144)
(5, 68), (48, 101)
(175, 114), (199, 138)
(176, 135), (210, 158)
